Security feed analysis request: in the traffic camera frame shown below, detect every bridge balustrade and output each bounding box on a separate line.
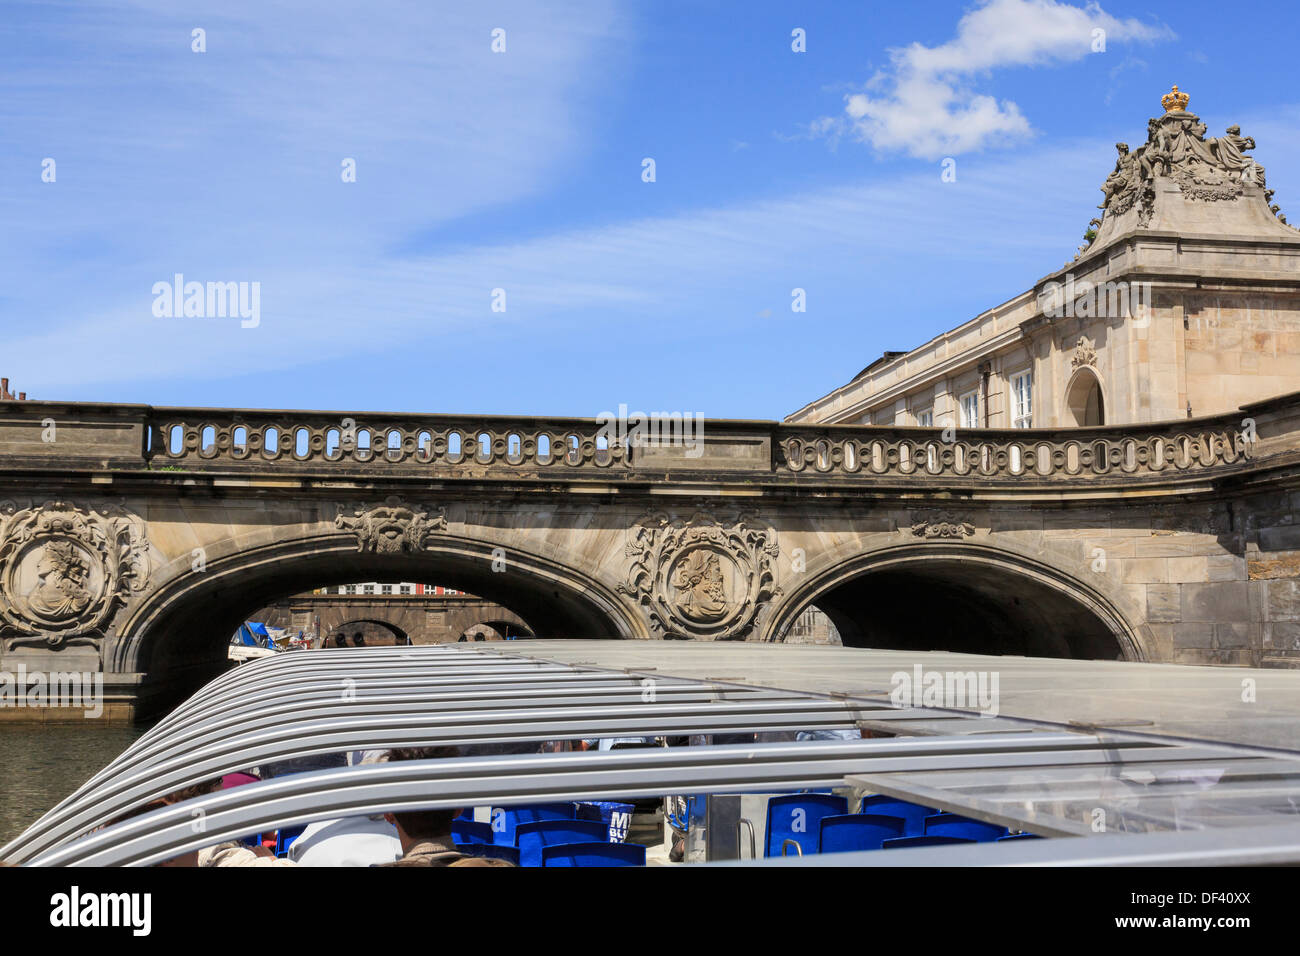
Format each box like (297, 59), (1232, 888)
(777, 427), (1252, 479)
(0, 397), (1287, 485)
(147, 412), (626, 471)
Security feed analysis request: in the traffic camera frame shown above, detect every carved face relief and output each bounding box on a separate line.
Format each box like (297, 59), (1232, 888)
(336, 496), (448, 553)
(0, 500), (149, 646)
(23, 540), (97, 622)
(668, 547), (733, 623)
(619, 508), (780, 640)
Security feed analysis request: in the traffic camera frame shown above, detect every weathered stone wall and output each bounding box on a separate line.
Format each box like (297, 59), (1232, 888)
(1183, 291), (1300, 418)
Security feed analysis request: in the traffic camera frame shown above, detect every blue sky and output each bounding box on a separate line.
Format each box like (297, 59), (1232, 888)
(1, 0), (1296, 419)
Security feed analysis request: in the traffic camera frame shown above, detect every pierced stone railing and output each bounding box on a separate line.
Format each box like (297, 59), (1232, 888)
(776, 424), (1253, 479)
(0, 398), (1287, 486)
(145, 411), (627, 470)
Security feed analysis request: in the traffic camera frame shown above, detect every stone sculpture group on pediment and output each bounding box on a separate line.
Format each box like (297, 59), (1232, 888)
(1083, 86), (1289, 258)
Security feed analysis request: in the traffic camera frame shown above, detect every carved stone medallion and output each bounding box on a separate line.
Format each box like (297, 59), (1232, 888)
(909, 511), (975, 539)
(619, 508), (780, 640)
(0, 500), (149, 646)
(335, 496), (448, 553)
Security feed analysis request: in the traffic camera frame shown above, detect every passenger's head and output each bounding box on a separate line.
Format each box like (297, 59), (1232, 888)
(382, 746), (463, 848)
(106, 778), (223, 867)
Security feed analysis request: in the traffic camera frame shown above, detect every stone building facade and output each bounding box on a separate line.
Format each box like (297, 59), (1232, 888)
(787, 87), (1300, 431)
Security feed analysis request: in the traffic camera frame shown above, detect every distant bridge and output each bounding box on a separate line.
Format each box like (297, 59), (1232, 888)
(1, 394), (1298, 719)
(255, 592), (532, 645)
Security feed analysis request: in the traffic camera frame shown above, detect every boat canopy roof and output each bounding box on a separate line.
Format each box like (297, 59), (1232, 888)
(6, 642), (1300, 867)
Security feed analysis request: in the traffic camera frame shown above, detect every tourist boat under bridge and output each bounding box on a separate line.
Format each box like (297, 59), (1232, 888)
(5, 641), (1300, 867)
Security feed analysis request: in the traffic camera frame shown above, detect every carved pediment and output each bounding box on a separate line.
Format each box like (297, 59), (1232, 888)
(1080, 85), (1292, 257)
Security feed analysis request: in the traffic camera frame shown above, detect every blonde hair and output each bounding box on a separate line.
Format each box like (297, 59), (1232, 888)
(448, 857), (515, 867)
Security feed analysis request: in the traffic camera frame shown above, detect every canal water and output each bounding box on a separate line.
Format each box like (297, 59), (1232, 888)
(0, 726), (144, 845)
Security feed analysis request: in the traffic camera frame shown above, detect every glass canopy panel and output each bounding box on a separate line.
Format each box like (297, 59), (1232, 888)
(848, 752), (1300, 837)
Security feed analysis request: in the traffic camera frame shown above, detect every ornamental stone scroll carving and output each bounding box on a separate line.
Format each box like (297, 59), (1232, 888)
(1071, 336), (1098, 369)
(335, 497), (448, 553)
(909, 511), (976, 539)
(0, 500), (149, 647)
(619, 508), (781, 641)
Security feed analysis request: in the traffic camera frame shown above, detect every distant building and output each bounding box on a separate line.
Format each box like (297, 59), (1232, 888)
(311, 583), (465, 596)
(788, 87), (1300, 430)
(0, 378), (27, 401)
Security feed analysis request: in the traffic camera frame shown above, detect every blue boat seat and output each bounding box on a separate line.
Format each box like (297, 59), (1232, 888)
(858, 795), (937, 836)
(765, 793), (848, 857)
(817, 813), (906, 853)
(882, 835), (976, 849)
(924, 813), (1009, 842)
(488, 803), (575, 845)
(516, 819), (610, 867)
(542, 841), (646, 867)
(451, 819), (494, 846)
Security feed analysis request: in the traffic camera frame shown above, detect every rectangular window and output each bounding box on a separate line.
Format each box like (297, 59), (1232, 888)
(1010, 371), (1033, 428)
(362, 584), (375, 595)
(380, 584), (393, 595)
(959, 390), (979, 428)
(400, 584), (413, 595)
(916, 409), (933, 427)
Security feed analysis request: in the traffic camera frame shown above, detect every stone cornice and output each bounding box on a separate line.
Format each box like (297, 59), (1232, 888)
(784, 290), (1038, 424)
(795, 325), (1030, 425)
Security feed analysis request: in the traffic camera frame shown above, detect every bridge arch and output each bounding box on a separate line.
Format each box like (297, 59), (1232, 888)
(326, 619), (411, 647)
(113, 529), (643, 704)
(763, 541), (1145, 661)
(459, 620), (534, 642)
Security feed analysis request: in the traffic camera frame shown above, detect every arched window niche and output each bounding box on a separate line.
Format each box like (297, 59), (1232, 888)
(1065, 366), (1105, 427)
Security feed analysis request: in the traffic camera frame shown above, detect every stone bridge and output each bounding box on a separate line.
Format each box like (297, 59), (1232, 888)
(254, 593), (532, 645)
(1, 395), (1299, 719)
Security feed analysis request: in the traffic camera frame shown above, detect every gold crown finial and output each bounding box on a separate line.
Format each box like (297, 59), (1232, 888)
(1161, 84), (1189, 113)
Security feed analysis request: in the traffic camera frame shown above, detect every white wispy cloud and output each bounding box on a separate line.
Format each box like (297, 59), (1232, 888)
(825, 0), (1173, 159)
(10, 141), (1117, 389)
